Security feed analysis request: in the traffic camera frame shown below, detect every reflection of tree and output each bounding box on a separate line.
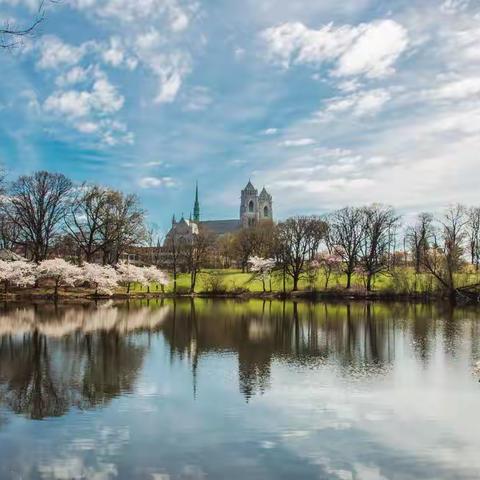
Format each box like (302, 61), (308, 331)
(0, 302), (168, 419)
(0, 331), (70, 419)
(80, 332), (146, 408)
(158, 299), (478, 401)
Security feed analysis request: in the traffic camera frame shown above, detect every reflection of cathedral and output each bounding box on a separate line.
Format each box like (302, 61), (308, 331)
(165, 180), (274, 244)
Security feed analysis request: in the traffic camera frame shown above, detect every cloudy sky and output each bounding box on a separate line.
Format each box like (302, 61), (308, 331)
(0, 0), (479, 232)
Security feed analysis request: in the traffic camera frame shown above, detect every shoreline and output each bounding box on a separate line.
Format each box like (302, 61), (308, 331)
(0, 288), (453, 304)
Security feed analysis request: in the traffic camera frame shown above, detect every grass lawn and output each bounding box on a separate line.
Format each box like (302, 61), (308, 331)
(129, 267), (464, 295)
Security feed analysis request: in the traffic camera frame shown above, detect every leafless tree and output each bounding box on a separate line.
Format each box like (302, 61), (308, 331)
(182, 227), (214, 293)
(5, 171), (73, 262)
(406, 212), (434, 273)
(326, 207), (365, 289)
(0, 1), (56, 49)
(276, 216), (326, 291)
(422, 204), (468, 300)
(98, 191), (147, 265)
(358, 205), (399, 291)
(163, 231), (182, 293)
(64, 185), (110, 263)
(466, 207), (480, 270)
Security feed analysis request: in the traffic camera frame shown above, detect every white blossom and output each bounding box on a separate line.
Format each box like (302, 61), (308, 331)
(82, 262), (119, 295)
(36, 258), (82, 295)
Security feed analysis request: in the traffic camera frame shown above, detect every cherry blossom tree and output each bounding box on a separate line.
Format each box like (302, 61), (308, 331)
(248, 256), (276, 292)
(36, 258), (82, 298)
(82, 263), (119, 296)
(0, 260), (36, 294)
(142, 266), (169, 293)
(116, 261), (146, 294)
(313, 252), (343, 289)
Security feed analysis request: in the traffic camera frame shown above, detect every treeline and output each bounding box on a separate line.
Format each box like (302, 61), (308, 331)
(0, 171), (148, 264)
(174, 204), (480, 300)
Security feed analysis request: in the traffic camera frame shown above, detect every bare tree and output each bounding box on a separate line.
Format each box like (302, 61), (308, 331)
(182, 227), (214, 293)
(326, 207), (365, 289)
(466, 207), (480, 270)
(163, 231), (182, 293)
(98, 191), (146, 265)
(5, 171), (73, 262)
(0, 1), (54, 49)
(277, 216), (326, 291)
(358, 205), (399, 291)
(422, 205), (468, 300)
(406, 212), (434, 273)
(64, 185), (110, 263)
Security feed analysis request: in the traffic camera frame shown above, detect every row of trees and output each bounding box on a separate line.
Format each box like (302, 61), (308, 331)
(172, 204), (480, 300)
(0, 171), (148, 264)
(0, 258), (169, 297)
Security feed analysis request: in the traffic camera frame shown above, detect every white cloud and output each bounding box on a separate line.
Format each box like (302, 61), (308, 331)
(133, 29), (192, 104)
(261, 19), (409, 79)
(261, 128), (278, 135)
(36, 35), (90, 70)
(102, 36), (138, 70)
(138, 176), (176, 188)
(281, 138), (316, 147)
(55, 66), (91, 87)
(429, 76), (480, 100)
(70, 0), (196, 31)
(318, 88), (392, 119)
(45, 74), (124, 118)
(441, 0), (470, 14)
(44, 70), (131, 144)
(335, 20), (408, 78)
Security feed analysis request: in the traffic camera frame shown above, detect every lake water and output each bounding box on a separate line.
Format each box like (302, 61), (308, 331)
(0, 299), (479, 480)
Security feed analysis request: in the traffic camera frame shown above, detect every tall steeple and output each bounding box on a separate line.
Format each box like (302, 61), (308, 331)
(193, 181), (200, 222)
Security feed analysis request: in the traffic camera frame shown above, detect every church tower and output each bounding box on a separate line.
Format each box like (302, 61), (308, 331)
(240, 180), (259, 227)
(258, 187), (273, 222)
(193, 181), (200, 222)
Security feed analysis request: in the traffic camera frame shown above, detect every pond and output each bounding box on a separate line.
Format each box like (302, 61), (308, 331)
(0, 299), (479, 479)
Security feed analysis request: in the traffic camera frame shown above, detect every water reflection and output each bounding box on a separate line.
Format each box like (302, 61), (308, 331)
(0, 300), (480, 479)
(0, 300), (479, 416)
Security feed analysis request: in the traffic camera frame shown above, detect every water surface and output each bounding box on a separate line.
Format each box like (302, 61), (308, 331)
(0, 299), (479, 479)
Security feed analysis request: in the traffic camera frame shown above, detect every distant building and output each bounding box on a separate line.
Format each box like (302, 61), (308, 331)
(164, 180), (274, 244)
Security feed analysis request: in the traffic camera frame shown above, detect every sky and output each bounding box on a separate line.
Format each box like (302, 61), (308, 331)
(0, 0), (479, 234)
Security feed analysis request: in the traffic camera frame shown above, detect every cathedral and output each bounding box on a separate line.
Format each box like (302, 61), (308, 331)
(165, 180), (273, 244)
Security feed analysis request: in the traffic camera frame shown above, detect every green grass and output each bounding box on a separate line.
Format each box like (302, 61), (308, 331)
(128, 267), (472, 295)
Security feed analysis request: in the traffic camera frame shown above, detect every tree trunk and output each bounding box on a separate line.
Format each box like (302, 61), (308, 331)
(127, 283), (131, 294)
(4, 280), (7, 294)
(346, 272), (352, 289)
(366, 274), (373, 292)
(54, 280), (59, 299)
(293, 274), (299, 291)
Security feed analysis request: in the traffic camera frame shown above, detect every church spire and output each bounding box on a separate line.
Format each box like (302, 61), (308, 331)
(193, 181), (200, 222)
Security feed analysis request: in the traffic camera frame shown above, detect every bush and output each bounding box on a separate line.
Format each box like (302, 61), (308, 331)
(202, 272), (227, 294)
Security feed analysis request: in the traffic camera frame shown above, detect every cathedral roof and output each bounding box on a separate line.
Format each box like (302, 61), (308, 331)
(200, 219), (241, 235)
(243, 180), (257, 193)
(259, 187), (271, 199)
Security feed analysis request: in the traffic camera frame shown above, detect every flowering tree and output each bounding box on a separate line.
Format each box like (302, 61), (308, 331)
(248, 256), (276, 292)
(36, 258), (82, 298)
(0, 260), (36, 294)
(82, 263), (119, 296)
(142, 266), (169, 293)
(313, 252), (343, 289)
(116, 261), (146, 293)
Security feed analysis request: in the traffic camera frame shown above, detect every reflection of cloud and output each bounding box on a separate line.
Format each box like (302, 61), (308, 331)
(0, 304), (171, 337)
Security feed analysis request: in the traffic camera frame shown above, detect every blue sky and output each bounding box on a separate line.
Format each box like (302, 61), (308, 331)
(0, 0), (479, 234)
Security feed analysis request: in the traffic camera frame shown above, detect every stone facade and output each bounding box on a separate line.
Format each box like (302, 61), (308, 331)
(165, 180), (273, 244)
(240, 181), (273, 228)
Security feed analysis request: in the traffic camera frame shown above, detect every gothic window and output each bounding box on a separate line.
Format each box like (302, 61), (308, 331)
(263, 206), (269, 217)
(248, 200), (254, 213)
